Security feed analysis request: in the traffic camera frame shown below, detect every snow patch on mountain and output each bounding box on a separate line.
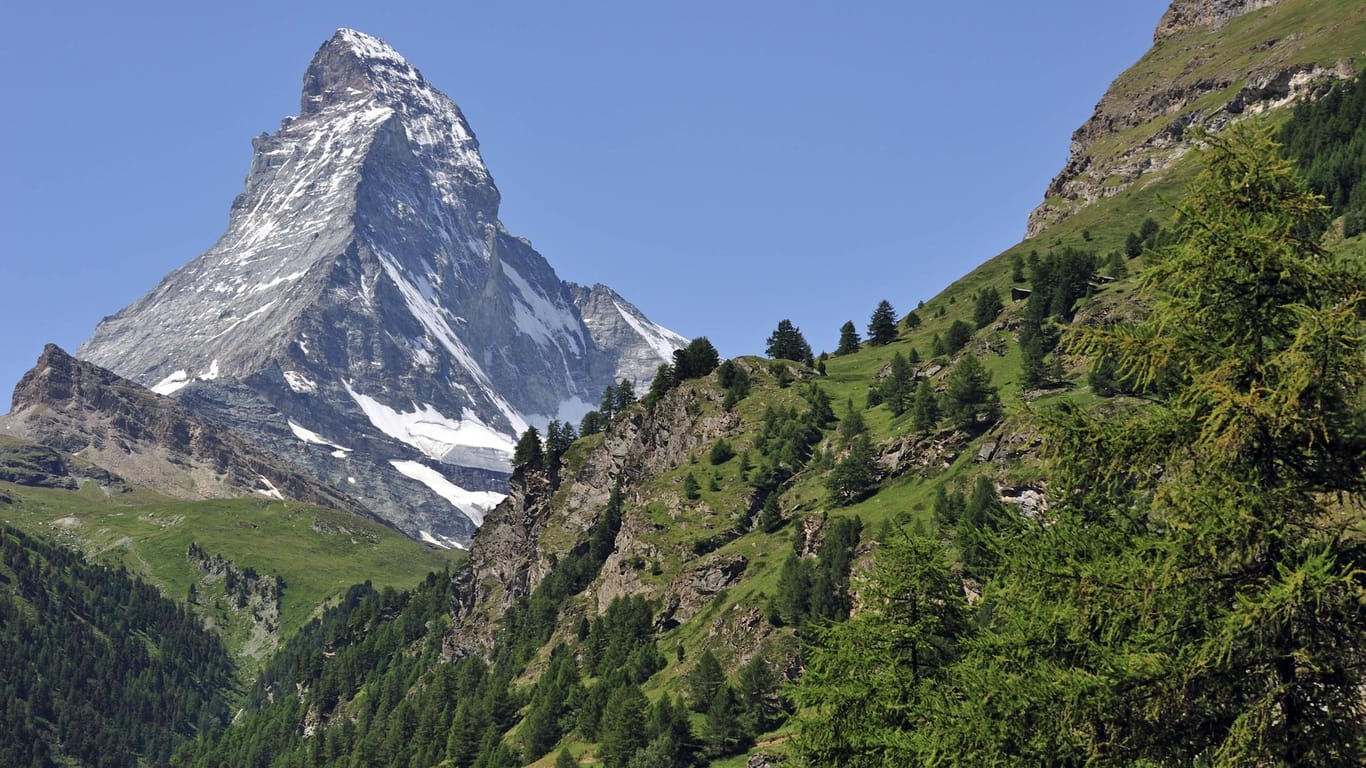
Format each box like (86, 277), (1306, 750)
(390, 460), (501, 527)
(256, 476), (285, 500)
(288, 420), (351, 454)
(152, 370), (191, 396)
(283, 371), (317, 394)
(419, 529), (468, 550)
(613, 300), (688, 362)
(346, 382), (515, 468)
(150, 360), (222, 395)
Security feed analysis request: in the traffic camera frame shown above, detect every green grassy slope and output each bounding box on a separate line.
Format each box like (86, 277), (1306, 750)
(0, 480), (462, 668)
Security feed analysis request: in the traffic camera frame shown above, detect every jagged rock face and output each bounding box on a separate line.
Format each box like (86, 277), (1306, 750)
(448, 371), (746, 660)
(1025, 0), (1349, 238)
(1155, 0), (1283, 40)
(0, 345), (369, 517)
(77, 29), (684, 545)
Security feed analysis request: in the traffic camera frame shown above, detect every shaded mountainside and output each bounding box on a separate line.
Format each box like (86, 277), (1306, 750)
(78, 29), (685, 546)
(1, 344), (368, 517)
(1026, 0), (1365, 236)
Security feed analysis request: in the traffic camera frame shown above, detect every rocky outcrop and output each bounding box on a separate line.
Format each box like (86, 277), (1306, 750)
(653, 552), (748, 631)
(448, 371), (748, 659)
(0, 344), (371, 517)
(0, 439), (129, 491)
(1026, 0), (1353, 237)
(1155, 0), (1284, 40)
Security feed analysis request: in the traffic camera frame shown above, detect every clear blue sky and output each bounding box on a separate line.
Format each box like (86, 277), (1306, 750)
(0, 0), (1170, 401)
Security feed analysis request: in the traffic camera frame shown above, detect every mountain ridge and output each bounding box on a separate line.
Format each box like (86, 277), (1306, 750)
(1, 344), (373, 517)
(1026, 0), (1363, 236)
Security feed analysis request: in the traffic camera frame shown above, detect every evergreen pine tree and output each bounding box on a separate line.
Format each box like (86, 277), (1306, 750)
(791, 532), (968, 767)
(757, 491), (784, 533)
(600, 384), (619, 418)
(682, 473), (701, 501)
(579, 409), (608, 437)
(598, 684), (648, 768)
(512, 426), (543, 471)
(972, 287), (1004, 328)
(825, 433), (877, 506)
(837, 398), (865, 442)
(703, 685), (746, 757)
(613, 379), (637, 412)
(930, 332), (947, 357)
(673, 337), (721, 380)
(766, 319), (814, 365)
(836, 321), (861, 355)
(688, 649), (726, 713)
(941, 354), (997, 431)
(644, 364), (675, 407)
(944, 319), (974, 353)
(867, 300), (898, 346)
(909, 378), (939, 435)
(879, 352), (914, 416)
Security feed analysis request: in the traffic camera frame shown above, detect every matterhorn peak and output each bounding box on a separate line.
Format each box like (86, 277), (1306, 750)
(301, 29), (428, 116)
(78, 30), (685, 546)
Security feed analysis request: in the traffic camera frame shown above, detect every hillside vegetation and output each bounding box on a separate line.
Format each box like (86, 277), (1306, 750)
(165, 98), (1366, 764)
(7, 6), (1366, 767)
(0, 474), (462, 669)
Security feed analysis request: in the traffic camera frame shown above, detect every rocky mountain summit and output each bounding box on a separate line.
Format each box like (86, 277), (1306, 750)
(1026, 0), (1356, 236)
(77, 29), (686, 546)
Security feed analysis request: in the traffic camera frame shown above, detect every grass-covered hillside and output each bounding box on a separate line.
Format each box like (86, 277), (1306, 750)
(0, 463), (462, 670)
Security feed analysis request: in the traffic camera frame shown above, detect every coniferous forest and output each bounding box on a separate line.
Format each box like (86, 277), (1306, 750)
(0, 526), (233, 767)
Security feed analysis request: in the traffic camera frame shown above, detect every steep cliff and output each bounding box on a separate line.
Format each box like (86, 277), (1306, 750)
(1026, 0), (1362, 237)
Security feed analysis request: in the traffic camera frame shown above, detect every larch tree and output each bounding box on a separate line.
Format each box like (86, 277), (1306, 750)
(920, 125), (1366, 767)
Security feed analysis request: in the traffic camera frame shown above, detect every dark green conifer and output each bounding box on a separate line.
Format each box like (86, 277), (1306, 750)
(836, 320), (861, 355)
(867, 300), (898, 346)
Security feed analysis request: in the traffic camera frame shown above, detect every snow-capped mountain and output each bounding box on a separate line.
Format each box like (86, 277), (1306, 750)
(78, 29), (686, 546)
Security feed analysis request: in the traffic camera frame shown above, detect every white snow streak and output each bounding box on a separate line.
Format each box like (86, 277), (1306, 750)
(345, 382), (515, 467)
(419, 529), (469, 551)
(288, 420), (351, 453)
(283, 371), (318, 394)
(256, 476), (285, 500)
(151, 370), (190, 396)
(390, 460), (503, 527)
(500, 262), (585, 354)
(613, 300), (689, 362)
